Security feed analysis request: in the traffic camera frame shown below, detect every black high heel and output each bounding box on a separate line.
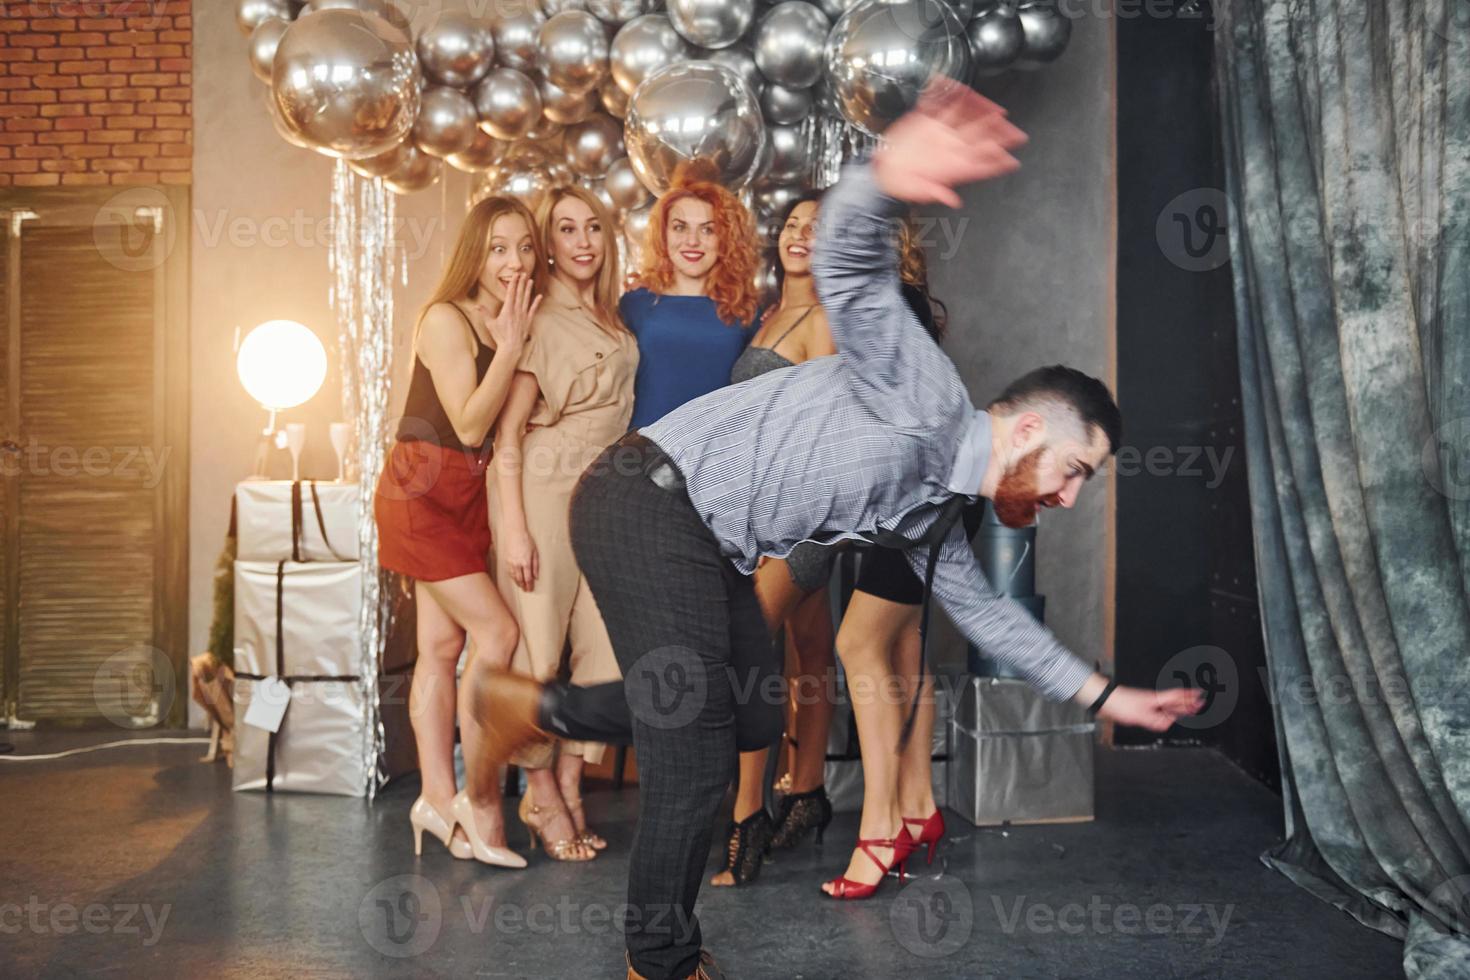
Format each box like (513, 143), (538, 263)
(769, 786), (833, 850)
(714, 808), (774, 886)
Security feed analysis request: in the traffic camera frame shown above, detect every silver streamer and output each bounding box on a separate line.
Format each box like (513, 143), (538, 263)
(329, 159), (398, 800)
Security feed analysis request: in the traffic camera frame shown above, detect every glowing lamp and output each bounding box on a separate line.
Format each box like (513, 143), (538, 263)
(236, 319), (327, 433)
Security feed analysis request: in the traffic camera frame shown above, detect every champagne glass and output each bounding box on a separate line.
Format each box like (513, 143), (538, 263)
(329, 422), (350, 483)
(285, 423), (305, 482)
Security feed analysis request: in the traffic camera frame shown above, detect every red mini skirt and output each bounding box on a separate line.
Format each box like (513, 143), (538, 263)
(374, 440), (493, 582)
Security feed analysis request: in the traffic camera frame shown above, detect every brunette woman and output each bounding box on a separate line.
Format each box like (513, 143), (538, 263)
(711, 193), (841, 887)
(373, 195), (543, 869)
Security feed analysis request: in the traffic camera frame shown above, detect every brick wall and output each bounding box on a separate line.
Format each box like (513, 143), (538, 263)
(0, 0), (191, 187)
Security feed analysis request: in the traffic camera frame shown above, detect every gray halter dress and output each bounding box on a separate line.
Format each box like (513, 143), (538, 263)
(728, 307), (837, 594)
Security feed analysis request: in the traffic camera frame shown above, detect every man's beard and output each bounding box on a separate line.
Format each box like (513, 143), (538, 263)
(991, 447), (1059, 529)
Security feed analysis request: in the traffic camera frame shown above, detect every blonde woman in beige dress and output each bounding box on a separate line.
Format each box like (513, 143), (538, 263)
(490, 184), (637, 862)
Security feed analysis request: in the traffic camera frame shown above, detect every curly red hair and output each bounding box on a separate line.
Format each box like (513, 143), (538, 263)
(635, 163), (759, 327)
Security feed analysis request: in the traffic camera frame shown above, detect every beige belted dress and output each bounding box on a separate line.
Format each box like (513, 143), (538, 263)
(489, 276), (638, 768)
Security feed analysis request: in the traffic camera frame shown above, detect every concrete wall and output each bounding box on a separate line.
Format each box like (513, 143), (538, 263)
(188, 6), (1114, 724)
(924, 14), (1116, 673)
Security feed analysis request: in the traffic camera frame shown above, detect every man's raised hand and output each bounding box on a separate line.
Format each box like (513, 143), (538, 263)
(872, 77), (1028, 207)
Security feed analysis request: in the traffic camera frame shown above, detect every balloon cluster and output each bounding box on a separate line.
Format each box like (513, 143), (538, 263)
(239, 0), (1071, 262)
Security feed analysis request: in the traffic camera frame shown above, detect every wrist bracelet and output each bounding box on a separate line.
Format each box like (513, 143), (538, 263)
(1087, 677), (1120, 715)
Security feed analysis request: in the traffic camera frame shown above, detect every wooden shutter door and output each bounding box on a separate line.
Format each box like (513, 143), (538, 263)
(2, 189), (188, 728)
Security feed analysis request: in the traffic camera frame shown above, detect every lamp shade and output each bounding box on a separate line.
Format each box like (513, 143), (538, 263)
(236, 319), (328, 410)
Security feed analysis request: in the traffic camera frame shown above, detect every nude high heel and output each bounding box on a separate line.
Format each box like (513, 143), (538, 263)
(450, 791), (529, 869)
(410, 796), (473, 860)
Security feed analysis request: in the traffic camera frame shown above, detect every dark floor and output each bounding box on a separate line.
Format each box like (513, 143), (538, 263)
(0, 733), (1401, 979)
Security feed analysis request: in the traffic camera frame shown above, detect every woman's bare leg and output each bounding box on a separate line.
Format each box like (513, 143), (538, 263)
(825, 591), (920, 892)
(420, 572), (519, 848)
(891, 624), (938, 822)
(409, 584), (470, 846)
(786, 588), (836, 794)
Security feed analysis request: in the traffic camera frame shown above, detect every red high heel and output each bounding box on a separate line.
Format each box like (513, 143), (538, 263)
(902, 809), (946, 866)
(821, 828), (916, 900)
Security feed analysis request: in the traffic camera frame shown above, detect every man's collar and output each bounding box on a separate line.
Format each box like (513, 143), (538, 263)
(946, 409), (991, 496)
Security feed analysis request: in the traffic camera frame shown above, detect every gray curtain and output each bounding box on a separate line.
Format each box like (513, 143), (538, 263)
(1214, 1), (1470, 975)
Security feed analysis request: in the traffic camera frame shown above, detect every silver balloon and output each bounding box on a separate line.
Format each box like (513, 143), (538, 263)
(540, 0), (588, 13)
(539, 74), (599, 124)
(486, 160), (554, 212)
(760, 82), (812, 124)
(577, 175), (619, 213)
(600, 76), (630, 117)
(609, 14), (690, 96)
(348, 140), (409, 176)
(764, 122), (810, 182)
(814, 0), (858, 18)
(752, 2), (830, 89)
(493, 9), (546, 73)
(667, 0), (754, 49)
(1015, 1), (1071, 69)
(624, 61), (765, 193)
(416, 11), (495, 88)
(966, 4), (1023, 76)
(413, 85), (478, 158)
(587, 0), (650, 26)
(265, 87), (314, 150)
(825, 0), (972, 136)
(622, 202), (654, 259)
(446, 129), (506, 172)
(473, 67), (543, 140)
(755, 180), (804, 217)
(384, 144), (442, 194)
(812, 74), (842, 116)
(605, 156), (652, 209)
(701, 43), (764, 101)
(301, 0), (410, 37)
(947, 0), (975, 22)
(248, 17), (290, 82)
(527, 115), (567, 141)
(271, 8), (421, 159)
(564, 113), (625, 177)
(237, 0), (292, 36)
(504, 140), (553, 170)
(540, 10), (610, 95)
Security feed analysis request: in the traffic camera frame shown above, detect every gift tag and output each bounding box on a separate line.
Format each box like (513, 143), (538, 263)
(243, 677), (292, 733)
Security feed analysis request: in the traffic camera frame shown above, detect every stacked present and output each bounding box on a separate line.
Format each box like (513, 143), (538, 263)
(231, 480), (415, 797)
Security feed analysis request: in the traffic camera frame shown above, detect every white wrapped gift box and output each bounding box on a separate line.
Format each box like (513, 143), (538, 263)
(233, 560), (363, 678)
(236, 479), (360, 562)
(232, 677), (369, 796)
(948, 676), (1095, 826)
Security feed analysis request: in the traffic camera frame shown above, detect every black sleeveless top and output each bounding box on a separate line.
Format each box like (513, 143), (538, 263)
(397, 304), (495, 454)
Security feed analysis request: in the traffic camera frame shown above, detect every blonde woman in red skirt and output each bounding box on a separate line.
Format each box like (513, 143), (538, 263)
(374, 195), (544, 868)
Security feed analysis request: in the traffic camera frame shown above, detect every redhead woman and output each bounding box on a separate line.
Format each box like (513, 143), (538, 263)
(489, 185), (638, 862)
(373, 195), (543, 869)
(621, 162), (762, 427)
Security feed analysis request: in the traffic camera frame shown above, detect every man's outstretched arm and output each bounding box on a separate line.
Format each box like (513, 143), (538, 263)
(812, 80), (1028, 384)
(914, 527), (1205, 732)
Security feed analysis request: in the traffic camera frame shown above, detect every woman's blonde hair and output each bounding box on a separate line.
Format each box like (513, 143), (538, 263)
(414, 195), (546, 339)
(634, 160), (759, 327)
(536, 184), (626, 336)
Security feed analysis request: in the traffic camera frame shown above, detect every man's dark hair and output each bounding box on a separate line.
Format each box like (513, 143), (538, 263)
(988, 365), (1123, 455)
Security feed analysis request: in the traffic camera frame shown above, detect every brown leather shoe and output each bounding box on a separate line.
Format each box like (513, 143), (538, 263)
(625, 950), (724, 980)
(468, 669), (548, 767)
